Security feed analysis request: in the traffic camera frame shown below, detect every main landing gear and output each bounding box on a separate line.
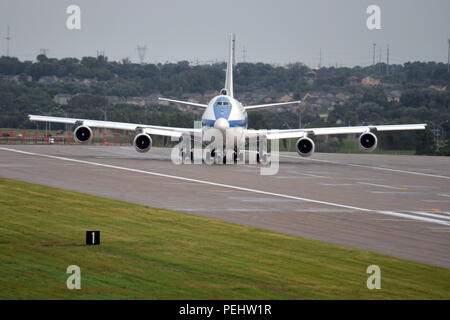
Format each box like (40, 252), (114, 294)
(179, 148), (261, 164)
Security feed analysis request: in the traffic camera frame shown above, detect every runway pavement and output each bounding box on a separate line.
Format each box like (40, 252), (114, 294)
(1, 145), (449, 268)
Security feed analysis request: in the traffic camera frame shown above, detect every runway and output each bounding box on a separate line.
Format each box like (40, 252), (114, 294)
(1, 145), (449, 268)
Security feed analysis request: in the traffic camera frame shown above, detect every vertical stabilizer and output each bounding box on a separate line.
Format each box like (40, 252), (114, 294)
(224, 33), (234, 97)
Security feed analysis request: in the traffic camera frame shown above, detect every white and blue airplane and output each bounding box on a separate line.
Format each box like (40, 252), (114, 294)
(29, 34), (426, 161)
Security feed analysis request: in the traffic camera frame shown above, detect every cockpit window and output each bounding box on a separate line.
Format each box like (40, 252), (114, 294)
(216, 101), (222, 105)
(222, 102), (229, 105)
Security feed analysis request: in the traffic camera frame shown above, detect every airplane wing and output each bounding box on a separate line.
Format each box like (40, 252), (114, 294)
(246, 123), (427, 140)
(158, 97), (208, 108)
(244, 100), (301, 111)
(28, 115), (199, 138)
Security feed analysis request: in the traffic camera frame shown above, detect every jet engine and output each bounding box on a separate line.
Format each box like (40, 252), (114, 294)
(73, 125), (93, 144)
(296, 137), (315, 157)
(134, 133), (152, 153)
(359, 132), (378, 152)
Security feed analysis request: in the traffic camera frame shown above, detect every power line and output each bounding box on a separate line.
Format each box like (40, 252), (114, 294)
(378, 45), (382, 72)
(448, 39), (450, 73)
(386, 44), (390, 75)
(318, 48), (322, 68)
(372, 43), (376, 65)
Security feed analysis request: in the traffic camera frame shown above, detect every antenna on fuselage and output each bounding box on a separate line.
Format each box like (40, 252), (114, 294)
(224, 33), (234, 98)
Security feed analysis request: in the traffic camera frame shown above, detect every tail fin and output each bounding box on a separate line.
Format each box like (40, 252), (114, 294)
(224, 33), (234, 97)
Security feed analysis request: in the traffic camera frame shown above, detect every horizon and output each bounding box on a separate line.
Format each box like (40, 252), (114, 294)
(0, 0), (449, 68)
(2, 54), (449, 70)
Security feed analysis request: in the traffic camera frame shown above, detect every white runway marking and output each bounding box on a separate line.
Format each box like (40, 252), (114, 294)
(408, 211), (450, 221)
(1, 147), (449, 226)
(370, 191), (418, 194)
(438, 194), (450, 198)
(357, 182), (409, 190)
(280, 154), (450, 179)
(319, 183), (360, 186)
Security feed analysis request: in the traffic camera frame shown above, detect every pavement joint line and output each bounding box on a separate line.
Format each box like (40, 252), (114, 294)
(1, 146), (450, 227)
(280, 154), (450, 180)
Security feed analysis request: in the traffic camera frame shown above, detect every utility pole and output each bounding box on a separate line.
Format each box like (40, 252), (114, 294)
(242, 46), (246, 63)
(319, 48), (322, 68)
(5, 25), (10, 57)
(386, 44), (390, 75)
(372, 43), (376, 65)
(448, 39), (450, 73)
(378, 46), (382, 72)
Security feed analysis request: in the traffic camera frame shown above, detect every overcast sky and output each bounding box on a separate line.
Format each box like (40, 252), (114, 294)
(1, 0), (449, 67)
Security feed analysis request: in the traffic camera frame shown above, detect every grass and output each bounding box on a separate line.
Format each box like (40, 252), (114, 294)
(0, 177), (448, 299)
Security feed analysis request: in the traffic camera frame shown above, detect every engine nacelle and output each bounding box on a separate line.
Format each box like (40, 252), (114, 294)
(134, 133), (152, 153)
(73, 125), (92, 144)
(359, 132), (378, 152)
(296, 137), (315, 157)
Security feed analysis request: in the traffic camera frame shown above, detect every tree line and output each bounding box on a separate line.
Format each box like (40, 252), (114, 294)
(0, 55), (449, 155)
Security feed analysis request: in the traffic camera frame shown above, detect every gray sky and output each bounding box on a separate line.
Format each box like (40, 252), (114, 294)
(1, 0), (449, 67)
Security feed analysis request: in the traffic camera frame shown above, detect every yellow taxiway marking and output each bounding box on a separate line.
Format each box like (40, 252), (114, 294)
(413, 208), (441, 212)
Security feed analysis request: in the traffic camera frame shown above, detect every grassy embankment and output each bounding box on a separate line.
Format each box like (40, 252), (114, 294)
(0, 177), (448, 299)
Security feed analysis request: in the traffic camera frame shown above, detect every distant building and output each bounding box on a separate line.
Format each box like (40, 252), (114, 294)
(279, 94), (294, 103)
(53, 93), (72, 105)
(361, 76), (380, 86)
(38, 76), (59, 85)
(106, 96), (125, 105)
(386, 90), (401, 103)
(305, 71), (317, 85)
(428, 85), (447, 92)
(126, 97), (146, 106)
(347, 76), (360, 85)
(1, 75), (21, 83)
(1, 74), (32, 84)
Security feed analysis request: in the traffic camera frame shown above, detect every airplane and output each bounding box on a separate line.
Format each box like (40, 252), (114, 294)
(29, 34), (426, 163)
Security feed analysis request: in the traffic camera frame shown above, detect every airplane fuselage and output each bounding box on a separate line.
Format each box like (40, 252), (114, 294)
(201, 95), (248, 147)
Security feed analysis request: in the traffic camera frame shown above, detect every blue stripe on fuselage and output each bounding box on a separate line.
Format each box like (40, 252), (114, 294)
(202, 118), (247, 127)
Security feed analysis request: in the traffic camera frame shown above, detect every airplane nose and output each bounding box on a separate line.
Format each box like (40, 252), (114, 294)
(214, 118), (229, 131)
